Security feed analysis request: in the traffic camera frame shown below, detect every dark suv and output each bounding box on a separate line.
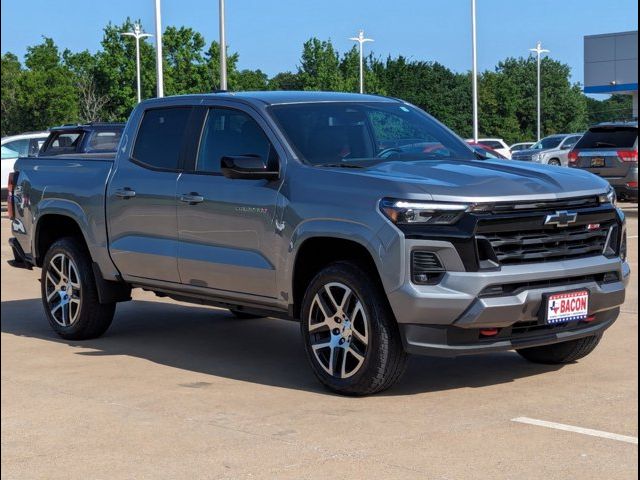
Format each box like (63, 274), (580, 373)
(39, 123), (125, 157)
(569, 122), (638, 201)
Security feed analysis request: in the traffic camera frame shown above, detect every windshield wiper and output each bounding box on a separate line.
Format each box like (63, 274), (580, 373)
(316, 162), (366, 169)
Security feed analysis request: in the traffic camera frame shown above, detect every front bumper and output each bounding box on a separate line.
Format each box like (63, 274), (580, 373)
(387, 255), (629, 356)
(400, 308), (619, 356)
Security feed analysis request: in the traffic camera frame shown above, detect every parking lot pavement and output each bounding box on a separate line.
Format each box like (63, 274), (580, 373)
(1, 204), (637, 480)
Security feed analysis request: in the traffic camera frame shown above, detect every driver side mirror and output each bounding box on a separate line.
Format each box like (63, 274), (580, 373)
(220, 154), (279, 181)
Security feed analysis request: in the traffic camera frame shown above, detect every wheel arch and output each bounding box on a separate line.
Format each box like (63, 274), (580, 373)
(290, 235), (385, 320)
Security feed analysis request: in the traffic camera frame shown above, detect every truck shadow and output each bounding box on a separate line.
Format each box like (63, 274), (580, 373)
(1, 298), (561, 396)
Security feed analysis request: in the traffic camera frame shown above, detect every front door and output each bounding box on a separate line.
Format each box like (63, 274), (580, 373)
(176, 106), (283, 299)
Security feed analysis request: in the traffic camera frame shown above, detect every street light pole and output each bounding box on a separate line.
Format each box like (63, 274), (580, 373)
(349, 30), (374, 94)
(529, 41), (550, 141)
(219, 0), (228, 90)
(154, 0), (164, 98)
(471, 0), (479, 142)
(121, 24), (152, 103)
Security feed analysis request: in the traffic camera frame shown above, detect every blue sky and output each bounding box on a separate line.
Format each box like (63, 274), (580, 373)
(1, 0), (637, 85)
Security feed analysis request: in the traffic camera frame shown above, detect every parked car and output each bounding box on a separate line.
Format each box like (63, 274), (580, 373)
(529, 133), (583, 167)
(512, 134), (575, 162)
(466, 141), (507, 159)
(569, 122), (638, 202)
(466, 138), (511, 158)
(1, 131), (49, 198)
(39, 122), (125, 156)
(8, 92), (629, 395)
(510, 142), (535, 153)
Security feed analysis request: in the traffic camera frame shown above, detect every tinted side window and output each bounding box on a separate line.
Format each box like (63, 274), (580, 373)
(575, 127), (638, 149)
(4, 139), (29, 156)
(563, 136), (581, 148)
(133, 107), (192, 170)
(481, 141), (503, 149)
(197, 109), (271, 173)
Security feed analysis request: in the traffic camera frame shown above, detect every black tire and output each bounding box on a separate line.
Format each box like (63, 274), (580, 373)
(228, 309), (263, 320)
(516, 335), (602, 364)
(300, 261), (408, 396)
(548, 158), (562, 166)
(41, 237), (115, 340)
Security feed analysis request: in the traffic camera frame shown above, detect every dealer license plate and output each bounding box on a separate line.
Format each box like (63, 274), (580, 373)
(590, 157), (606, 167)
(545, 290), (589, 324)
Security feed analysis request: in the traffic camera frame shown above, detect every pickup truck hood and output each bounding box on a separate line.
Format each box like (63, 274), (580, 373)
(351, 159), (610, 202)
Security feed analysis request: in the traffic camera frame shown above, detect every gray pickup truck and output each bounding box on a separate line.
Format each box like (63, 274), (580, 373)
(7, 92), (630, 395)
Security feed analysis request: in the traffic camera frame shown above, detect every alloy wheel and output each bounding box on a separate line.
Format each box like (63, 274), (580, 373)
(44, 253), (82, 326)
(308, 282), (369, 379)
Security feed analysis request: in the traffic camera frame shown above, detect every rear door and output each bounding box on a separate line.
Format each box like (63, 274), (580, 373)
(574, 126), (638, 179)
(175, 104), (283, 298)
(107, 106), (194, 283)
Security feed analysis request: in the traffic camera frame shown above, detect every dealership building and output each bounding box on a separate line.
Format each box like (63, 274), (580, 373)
(584, 30), (638, 119)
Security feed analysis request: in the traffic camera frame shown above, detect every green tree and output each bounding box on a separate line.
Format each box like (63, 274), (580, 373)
(268, 71), (303, 90)
(14, 38), (79, 132)
(586, 94), (633, 124)
(233, 69), (269, 91)
(298, 38), (343, 91)
(94, 19), (157, 121)
(163, 26), (209, 95)
(1, 53), (23, 136)
(491, 57), (588, 141)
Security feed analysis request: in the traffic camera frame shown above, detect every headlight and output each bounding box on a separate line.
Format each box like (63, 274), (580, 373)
(380, 198), (470, 225)
(598, 187), (617, 206)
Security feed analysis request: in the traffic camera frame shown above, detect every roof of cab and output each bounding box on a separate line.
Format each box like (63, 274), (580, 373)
(147, 90), (401, 106)
(49, 122), (126, 132)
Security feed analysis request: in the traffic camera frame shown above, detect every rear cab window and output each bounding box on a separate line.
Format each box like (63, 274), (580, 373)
(132, 107), (193, 170)
(86, 128), (123, 152)
(575, 127), (638, 150)
(43, 131), (83, 155)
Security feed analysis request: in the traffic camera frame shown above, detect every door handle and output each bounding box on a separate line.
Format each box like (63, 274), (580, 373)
(115, 188), (136, 199)
(179, 193), (204, 205)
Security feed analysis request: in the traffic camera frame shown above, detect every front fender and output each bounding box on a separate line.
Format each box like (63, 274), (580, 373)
(283, 217), (404, 298)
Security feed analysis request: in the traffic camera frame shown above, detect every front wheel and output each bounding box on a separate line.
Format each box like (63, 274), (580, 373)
(516, 335), (602, 364)
(301, 261), (408, 396)
(548, 158), (562, 166)
(41, 238), (115, 340)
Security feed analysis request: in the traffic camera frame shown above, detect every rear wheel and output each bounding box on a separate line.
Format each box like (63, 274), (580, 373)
(301, 261), (407, 396)
(41, 238), (115, 340)
(516, 335), (602, 364)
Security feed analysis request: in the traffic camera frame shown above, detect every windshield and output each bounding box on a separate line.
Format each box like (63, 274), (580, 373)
(531, 136), (564, 150)
(269, 102), (474, 166)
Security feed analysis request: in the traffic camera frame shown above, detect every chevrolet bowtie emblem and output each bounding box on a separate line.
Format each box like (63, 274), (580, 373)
(544, 210), (578, 228)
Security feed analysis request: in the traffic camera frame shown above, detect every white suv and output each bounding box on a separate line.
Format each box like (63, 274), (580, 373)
(1, 131), (49, 197)
(467, 138), (511, 159)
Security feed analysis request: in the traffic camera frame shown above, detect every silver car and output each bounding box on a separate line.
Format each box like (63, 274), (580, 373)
(530, 134), (583, 166)
(512, 134), (582, 165)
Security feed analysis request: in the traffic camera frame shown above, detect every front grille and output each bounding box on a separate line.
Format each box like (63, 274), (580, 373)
(479, 224), (612, 265)
(476, 196), (601, 214)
